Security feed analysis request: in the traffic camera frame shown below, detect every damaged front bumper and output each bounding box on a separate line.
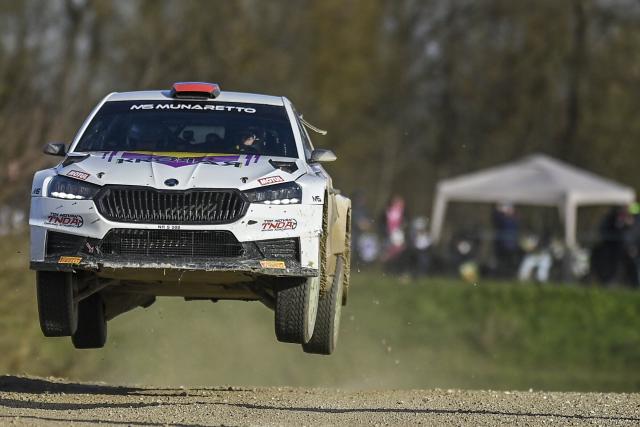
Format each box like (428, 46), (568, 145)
(30, 257), (318, 277)
(31, 229), (319, 279)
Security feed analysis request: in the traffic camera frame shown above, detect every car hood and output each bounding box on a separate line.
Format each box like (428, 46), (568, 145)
(56, 151), (306, 190)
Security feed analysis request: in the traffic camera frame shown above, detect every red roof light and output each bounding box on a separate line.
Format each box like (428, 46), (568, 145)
(170, 82), (221, 99)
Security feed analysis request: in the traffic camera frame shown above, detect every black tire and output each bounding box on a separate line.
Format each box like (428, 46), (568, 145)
(275, 276), (320, 344)
(302, 256), (345, 355)
(274, 198), (329, 344)
(36, 271), (78, 337)
(72, 293), (107, 349)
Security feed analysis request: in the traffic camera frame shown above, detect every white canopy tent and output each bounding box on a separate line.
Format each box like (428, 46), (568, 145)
(430, 154), (636, 247)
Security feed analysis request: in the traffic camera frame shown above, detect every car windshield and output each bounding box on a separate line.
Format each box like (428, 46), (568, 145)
(74, 100), (298, 158)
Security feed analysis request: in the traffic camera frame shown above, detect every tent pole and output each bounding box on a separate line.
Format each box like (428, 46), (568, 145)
(562, 196), (578, 282)
(564, 197), (577, 249)
(430, 191), (447, 244)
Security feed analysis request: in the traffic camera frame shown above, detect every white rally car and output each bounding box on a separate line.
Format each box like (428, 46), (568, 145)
(30, 82), (351, 355)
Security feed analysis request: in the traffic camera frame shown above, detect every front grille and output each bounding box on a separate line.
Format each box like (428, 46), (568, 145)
(95, 187), (247, 224)
(46, 231), (86, 257)
(256, 238), (300, 261)
(99, 229), (243, 258)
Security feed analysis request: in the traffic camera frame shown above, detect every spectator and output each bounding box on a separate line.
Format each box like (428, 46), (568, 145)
(381, 196), (407, 273)
(517, 232), (553, 283)
(621, 203), (640, 287)
(352, 192), (379, 266)
(449, 228), (480, 283)
(409, 216), (432, 276)
(591, 206), (633, 284)
(356, 220), (380, 265)
(492, 203), (520, 277)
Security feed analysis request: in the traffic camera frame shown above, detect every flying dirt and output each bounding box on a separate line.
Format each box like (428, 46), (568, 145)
(0, 375), (639, 426)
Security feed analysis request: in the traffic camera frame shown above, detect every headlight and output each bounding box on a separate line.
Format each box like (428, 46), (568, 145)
(244, 182), (301, 205)
(47, 175), (101, 200)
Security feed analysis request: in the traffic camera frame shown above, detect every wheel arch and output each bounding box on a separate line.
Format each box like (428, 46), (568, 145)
(329, 194), (351, 256)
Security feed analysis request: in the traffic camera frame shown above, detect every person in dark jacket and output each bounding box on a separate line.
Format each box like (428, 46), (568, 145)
(492, 203), (520, 277)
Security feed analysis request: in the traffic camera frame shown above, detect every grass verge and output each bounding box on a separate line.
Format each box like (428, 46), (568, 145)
(2, 234), (639, 391)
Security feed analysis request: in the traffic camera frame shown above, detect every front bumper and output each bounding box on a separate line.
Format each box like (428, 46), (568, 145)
(30, 258), (317, 277)
(30, 196), (322, 278)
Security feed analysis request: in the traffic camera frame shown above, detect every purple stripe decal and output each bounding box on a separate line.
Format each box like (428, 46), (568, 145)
(113, 152), (241, 168)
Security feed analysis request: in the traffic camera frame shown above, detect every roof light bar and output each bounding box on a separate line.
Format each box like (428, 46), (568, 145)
(170, 82), (221, 99)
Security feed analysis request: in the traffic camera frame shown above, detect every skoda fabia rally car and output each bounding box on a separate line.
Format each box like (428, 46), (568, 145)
(29, 82), (351, 355)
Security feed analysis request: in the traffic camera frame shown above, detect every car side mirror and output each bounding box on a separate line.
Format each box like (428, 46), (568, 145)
(309, 149), (337, 163)
(43, 142), (67, 157)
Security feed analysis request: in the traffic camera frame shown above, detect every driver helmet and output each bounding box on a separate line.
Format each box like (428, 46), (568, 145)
(127, 122), (164, 151)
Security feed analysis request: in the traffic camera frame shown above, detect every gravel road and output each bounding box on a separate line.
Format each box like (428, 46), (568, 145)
(1, 375), (639, 426)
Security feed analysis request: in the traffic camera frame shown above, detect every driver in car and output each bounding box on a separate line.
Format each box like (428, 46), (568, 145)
(233, 129), (261, 154)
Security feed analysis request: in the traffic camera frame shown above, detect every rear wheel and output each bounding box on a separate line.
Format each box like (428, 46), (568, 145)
(36, 271), (78, 337)
(302, 256), (344, 355)
(72, 293), (107, 349)
(275, 276), (320, 344)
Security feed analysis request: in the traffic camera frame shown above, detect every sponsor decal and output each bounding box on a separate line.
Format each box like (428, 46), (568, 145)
(101, 151), (260, 169)
(258, 176), (285, 186)
(45, 213), (84, 228)
(130, 104), (257, 113)
(261, 218), (297, 231)
(260, 260), (286, 269)
(244, 154), (261, 166)
(312, 195), (322, 203)
(58, 256), (82, 265)
(66, 170), (90, 180)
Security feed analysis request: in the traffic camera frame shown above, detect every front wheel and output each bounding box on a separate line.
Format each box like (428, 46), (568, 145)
(302, 256), (345, 355)
(274, 276), (320, 344)
(72, 293), (107, 349)
(36, 271), (78, 337)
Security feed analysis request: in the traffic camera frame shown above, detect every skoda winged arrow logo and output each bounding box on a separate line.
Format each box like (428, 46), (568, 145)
(164, 178), (179, 187)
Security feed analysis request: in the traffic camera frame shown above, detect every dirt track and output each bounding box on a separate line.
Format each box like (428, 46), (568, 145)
(0, 375), (639, 426)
